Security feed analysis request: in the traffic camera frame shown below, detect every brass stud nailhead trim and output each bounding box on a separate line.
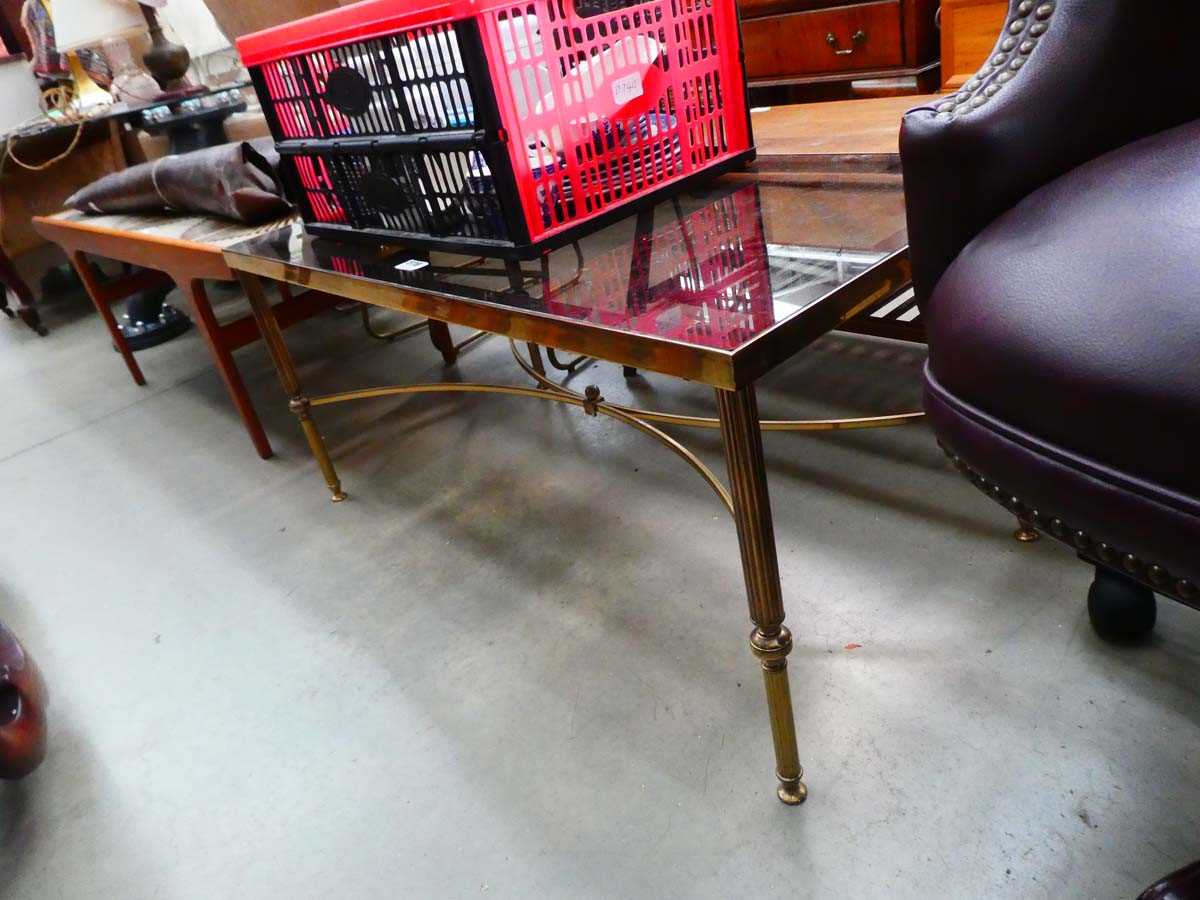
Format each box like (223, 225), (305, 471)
(940, 447), (1193, 605)
(935, 0), (1054, 118)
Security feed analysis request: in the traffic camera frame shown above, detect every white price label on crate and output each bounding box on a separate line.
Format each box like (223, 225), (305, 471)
(395, 259), (429, 272)
(611, 71), (644, 107)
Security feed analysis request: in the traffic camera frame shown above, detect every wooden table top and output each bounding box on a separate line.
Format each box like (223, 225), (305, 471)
(751, 94), (938, 158)
(34, 209), (298, 254)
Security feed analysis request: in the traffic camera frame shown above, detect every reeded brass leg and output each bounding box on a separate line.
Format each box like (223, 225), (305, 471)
(1014, 519), (1040, 543)
(751, 627), (806, 805)
(716, 384), (806, 806)
(526, 343), (547, 380)
(238, 272), (346, 502)
(289, 397), (346, 502)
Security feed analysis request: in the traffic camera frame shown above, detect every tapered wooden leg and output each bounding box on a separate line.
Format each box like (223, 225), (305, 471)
(716, 384), (806, 806)
(178, 278), (273, 460)
(70, 251), (145, 385)
(238, 272), (345, 501)
(427, 320), (457, 365)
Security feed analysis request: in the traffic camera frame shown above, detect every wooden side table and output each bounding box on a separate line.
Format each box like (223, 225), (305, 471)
(2, 115), (132, 334)
(0, 245), (38, 332)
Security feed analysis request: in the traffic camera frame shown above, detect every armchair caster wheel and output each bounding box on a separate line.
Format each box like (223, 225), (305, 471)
(1088, 566), (1156, 641)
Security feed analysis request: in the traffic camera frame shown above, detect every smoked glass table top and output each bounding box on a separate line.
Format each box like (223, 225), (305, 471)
(224, 165), (910, 388)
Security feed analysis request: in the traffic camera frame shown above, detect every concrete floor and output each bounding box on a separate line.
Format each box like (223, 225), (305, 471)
(0, 278), (1197, 900)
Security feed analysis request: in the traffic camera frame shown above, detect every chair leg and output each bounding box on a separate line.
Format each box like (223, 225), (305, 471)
(1088, 566), (1156, 641)
(0, 251), (46, 336)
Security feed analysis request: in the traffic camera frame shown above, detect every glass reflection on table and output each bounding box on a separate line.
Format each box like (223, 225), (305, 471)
(258, 175), (898, 354)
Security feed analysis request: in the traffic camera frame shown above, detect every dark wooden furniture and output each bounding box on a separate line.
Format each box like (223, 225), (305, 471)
(740, 0), (940, 101)
(1140, 860), (1200, 900)
(0, 620), (46, 780)
(2, 116), (132, 334)
(0, 0), (30, 57)
(938, 0), (1006, 89)
(0, 246), (37, 332)
(223, 154), (917, 806)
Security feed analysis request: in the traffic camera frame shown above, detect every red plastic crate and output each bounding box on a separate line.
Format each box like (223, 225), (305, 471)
(239, 0), (754, 258)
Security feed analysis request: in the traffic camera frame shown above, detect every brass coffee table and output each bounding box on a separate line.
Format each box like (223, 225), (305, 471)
(224, 165), (917, 805)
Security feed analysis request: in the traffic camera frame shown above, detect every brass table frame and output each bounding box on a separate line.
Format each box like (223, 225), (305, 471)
(227, 226), (918, 806)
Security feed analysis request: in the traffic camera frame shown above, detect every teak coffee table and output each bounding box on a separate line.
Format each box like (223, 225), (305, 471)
(31, 210), (465, 459)
(224, 164), (918, 804)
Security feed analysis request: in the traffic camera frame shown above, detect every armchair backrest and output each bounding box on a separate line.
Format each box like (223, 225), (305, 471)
(900, 0), (1200, 305)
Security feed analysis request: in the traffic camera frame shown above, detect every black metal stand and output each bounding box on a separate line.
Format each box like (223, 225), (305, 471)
(118, 285), (191, 351)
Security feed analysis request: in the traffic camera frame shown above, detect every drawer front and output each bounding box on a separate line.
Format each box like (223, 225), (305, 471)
(737, 0), (849, 22)
(742, 1), (903, 79)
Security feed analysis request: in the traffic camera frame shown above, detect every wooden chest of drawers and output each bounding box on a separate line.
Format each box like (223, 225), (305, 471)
(739, 0), (941, 100)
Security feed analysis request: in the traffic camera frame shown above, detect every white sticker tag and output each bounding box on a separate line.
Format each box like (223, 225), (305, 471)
(395, 259), (429, 272)
(612, 71), (644, 107)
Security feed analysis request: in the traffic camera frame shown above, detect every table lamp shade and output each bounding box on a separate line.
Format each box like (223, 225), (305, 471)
(51, 0), (146, 52)
(159, 0), (230, 59)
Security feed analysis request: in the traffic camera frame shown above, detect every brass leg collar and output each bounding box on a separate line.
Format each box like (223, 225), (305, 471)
(750, 626), (793, 669)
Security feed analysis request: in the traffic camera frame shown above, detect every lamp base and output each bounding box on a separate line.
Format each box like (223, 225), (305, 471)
(101, 36), (164, 105)
(140, 5), (192, 92)
(65, 51), (112, 112)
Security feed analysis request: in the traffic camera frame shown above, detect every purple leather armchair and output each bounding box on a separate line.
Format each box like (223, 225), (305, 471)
(899, 0), (1200, 638)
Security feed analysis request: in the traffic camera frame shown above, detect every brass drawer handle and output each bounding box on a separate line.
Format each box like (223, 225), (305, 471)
(826, 29), (866, 55)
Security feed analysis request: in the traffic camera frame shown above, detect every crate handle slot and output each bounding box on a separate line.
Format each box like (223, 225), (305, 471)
(324, 66), (373, 117)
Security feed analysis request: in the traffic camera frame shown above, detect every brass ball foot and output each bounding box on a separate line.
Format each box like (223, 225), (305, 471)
(777, 779), (807, 806)
(330, 491), (347, 503)
(1014, 525), (1039, 543)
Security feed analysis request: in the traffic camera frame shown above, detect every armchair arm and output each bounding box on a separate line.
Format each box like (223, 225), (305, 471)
(900, 0), (1200, 303)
